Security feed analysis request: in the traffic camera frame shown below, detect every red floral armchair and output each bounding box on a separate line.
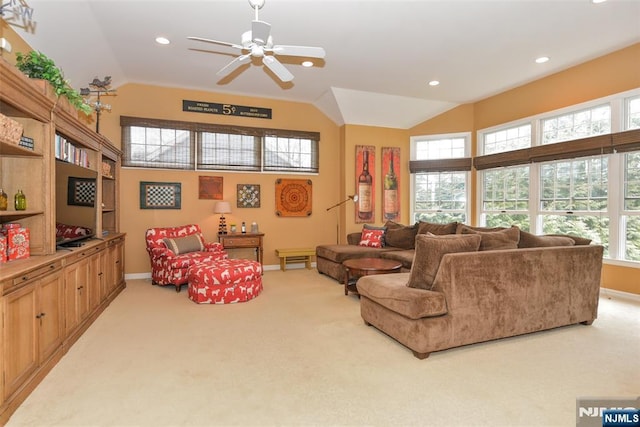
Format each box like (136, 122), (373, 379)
(145, 224), (228, 292)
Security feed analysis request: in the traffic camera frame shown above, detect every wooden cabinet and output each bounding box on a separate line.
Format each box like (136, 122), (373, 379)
(64, 257), (91, 336)
(218, 233), (264, 265)
(2, 266), (63, 399)
(0, 58), (126, 424)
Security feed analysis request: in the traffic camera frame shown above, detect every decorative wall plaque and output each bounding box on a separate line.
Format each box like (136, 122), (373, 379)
(237, 184), (260, 208)
(67, 177), (96, 207)
(140, 181), (181, 209)
(199, 176), (223, 200)
(275, 179), (312, 217)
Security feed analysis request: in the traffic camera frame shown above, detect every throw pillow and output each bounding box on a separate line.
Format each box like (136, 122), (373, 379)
(56, 222), (92, 239)
(359, 227), (385, 248)
(384, 221), (418, 249)
(417, 221), (458, 236)
(407, 233), (482, 290)
(458, 225), (520, 251)
(518, 230), (576, 248)
(163, 234), (205, 255)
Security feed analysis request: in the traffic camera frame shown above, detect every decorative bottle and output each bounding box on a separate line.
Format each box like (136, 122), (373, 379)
(0, 188), (7, 211)
(358, 150), (373, 221)
(384, 150), (398, 220)
(14, 189), (26, 211)
(241, 221), (246, 234)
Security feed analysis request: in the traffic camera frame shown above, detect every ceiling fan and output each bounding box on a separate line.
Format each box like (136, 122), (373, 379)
(188, 0), (326, 83)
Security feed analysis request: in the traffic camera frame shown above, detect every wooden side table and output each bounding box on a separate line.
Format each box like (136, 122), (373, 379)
(342, 257), (402, 296)
(218, 232), (264, 265)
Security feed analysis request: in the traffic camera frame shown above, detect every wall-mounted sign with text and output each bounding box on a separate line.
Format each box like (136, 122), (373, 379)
(182, 100), (272, 119)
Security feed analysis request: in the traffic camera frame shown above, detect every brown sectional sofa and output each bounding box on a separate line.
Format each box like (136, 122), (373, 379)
(315, 221), (603, 359)
(358, 244), (603, 359)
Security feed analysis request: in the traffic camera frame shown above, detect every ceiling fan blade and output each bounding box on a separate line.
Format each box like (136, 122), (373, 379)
(188, 36), (243, 50)
(217, 54), (251, 78)
(251, 20), (271, 45)
(270, 45), (326, 59)
(262, 56), (294, 82)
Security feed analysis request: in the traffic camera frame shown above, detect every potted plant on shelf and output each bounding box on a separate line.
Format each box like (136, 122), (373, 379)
(15, 51), (92, 115)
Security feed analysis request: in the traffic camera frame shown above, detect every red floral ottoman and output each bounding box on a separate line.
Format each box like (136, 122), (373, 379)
(187, 259), (263, 304)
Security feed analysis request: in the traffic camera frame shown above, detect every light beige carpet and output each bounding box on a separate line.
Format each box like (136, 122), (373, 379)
(6, 268), (640, 427)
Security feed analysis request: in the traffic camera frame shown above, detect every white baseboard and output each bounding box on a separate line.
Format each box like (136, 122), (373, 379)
(600, 287), (640, 303)
(124, 262), (318, 281)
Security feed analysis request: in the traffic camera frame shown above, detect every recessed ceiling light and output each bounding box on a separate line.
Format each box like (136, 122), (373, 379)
(156, 37), (170, 45)
(535, 56), (550, 64)
(592, 0), (607, 3)
(301, 61), (313, 68)
(428, 80), (440, 86)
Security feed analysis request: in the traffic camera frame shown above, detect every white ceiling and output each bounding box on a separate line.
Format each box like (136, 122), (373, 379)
(7, 0), (640, 129)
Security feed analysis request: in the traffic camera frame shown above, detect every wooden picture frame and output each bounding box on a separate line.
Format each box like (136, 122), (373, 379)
(140, 181), (181, 209)
(67, 176), (96, 207)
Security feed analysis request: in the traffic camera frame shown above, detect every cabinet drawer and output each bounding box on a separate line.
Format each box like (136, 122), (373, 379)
(12, 261), (63, 286)
(223, 237), (260, 247)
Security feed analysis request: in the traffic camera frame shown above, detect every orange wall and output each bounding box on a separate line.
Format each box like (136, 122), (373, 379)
(409, 43), (640, 295)
(96, 84), (342, 274)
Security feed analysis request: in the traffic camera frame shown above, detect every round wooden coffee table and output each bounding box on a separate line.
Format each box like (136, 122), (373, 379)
(342, 257), (403, 296)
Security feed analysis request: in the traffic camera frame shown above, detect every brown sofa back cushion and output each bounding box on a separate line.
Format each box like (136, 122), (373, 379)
(518, 230), (576, 248)
(407, 233), (481, 290)
(417, 221), (458, 236)
(384, 221), (418, 249)
(458, 225), (520, 251)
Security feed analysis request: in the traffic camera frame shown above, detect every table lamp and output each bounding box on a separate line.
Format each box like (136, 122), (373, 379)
(214, 201), (231, 234)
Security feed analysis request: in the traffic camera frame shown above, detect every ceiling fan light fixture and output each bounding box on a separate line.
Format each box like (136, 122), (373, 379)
(302, 61), (314, 68)
(249, 0), (265, 9)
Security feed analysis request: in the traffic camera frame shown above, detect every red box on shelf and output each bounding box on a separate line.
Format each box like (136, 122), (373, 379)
(0, 234), (6, 264)
(5, 227), (30, 261)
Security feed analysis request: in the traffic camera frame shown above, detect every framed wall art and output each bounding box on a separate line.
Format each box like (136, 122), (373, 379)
(140, 181), (181, 209)
(382, 147), (401, 221)
(198, 176), (223, 200)
(275, 178), (312, 217)
(67, 176), (96, 207)
(355, 145), (375, 223)
(237, 184), (261, 208)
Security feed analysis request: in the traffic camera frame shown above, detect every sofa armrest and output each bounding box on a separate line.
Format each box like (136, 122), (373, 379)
(204, 242), (226, 253)
(347, 232), (362, 245)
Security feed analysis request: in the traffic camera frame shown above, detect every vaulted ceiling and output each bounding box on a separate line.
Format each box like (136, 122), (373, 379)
(7, 0), (640, 129)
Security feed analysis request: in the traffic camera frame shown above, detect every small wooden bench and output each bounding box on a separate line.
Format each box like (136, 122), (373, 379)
(275, 248), (316, 271)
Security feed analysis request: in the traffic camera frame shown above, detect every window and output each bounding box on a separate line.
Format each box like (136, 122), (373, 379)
(623, 152), (640, 261)
(541, 104), (611, 145)
(483, 124), (531, 155)
(540, 156), (609, 255)
(482, 166), (530, 230)
(121, 116), (319, 173)
(411, 134), (470, 224)
(627, 95), (640, 129)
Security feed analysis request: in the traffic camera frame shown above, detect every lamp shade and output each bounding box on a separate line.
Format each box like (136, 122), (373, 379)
(214, 201), (231, 214)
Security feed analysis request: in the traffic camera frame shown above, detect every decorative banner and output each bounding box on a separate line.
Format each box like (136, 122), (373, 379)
(140, 181), (181, 209)
(198, 176), (223, 200)
(275, 178), (312, 217)
(382, 147), (401, 222)
(237, 184), (261, 208)
(183, 100), (272, 119)
(355, 145), (375, 224)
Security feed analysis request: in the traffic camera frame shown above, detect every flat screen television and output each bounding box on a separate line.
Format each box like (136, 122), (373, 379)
(55, 159), (97, 248)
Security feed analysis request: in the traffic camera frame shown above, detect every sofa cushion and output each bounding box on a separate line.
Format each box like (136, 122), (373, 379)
(407, 233), (481, 290)
(357, 273), (448, 320)
(316, 244), (399, 263)
(458, 225), (520, 250)
(384, 221), (418, 249)
(417, 221), (458, 236)
(163, 234), (205, 255)
(547, 234), (592, 245)
(518, 230), (576, 248)
(380, 249), (415, 269)
(359, 228), (385, 248)
(455, 223), (507, 234)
